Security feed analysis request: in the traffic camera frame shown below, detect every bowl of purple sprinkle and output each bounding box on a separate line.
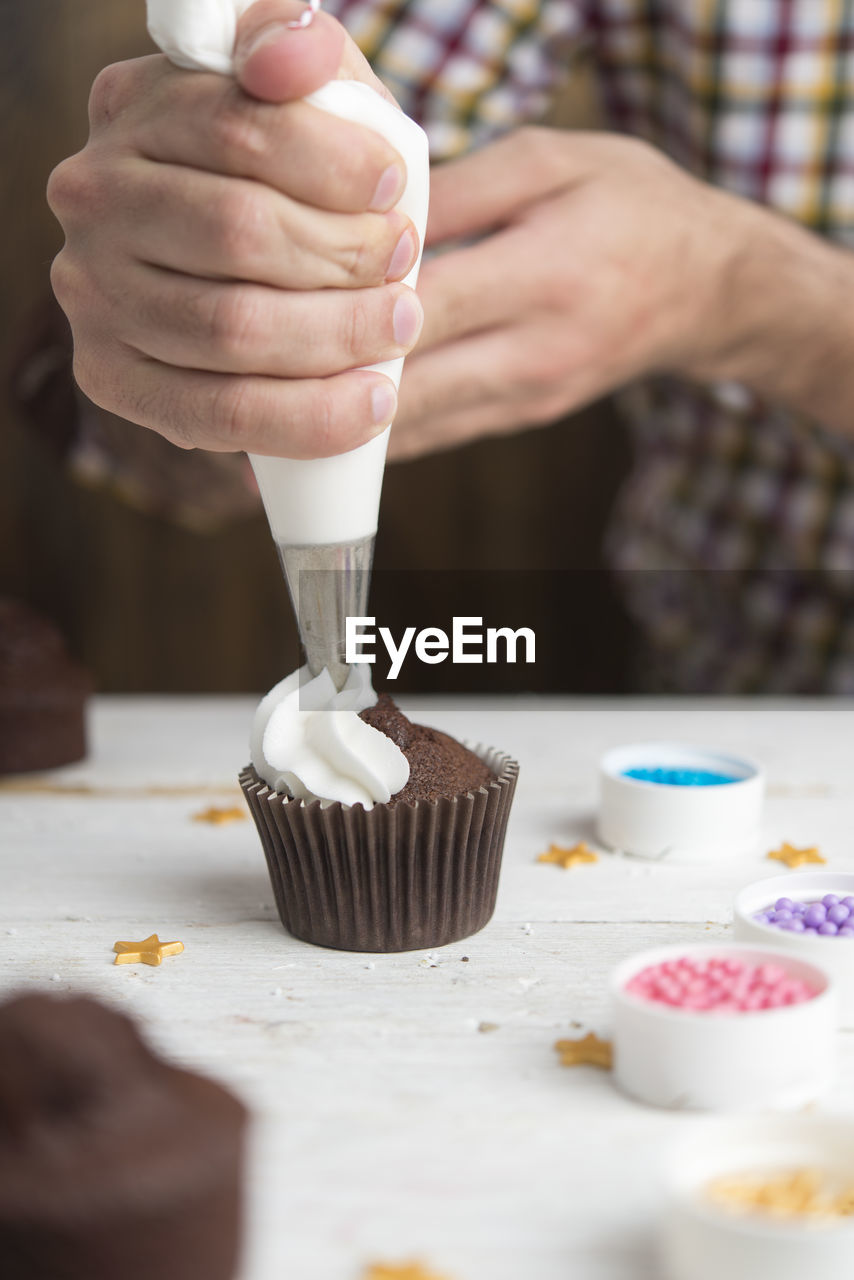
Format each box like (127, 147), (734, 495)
(734, 873), (854, 1026)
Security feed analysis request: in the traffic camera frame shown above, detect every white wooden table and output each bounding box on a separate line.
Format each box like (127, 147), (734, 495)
(2, 696), (854, 1280)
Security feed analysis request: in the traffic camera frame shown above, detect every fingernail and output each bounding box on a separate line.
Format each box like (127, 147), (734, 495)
(387, 227), (418, 280)
(371, 381), (398, 427)
(393, 291), (424, 348)
(238, 22), (290, 63)
(370, 164), (405, 212)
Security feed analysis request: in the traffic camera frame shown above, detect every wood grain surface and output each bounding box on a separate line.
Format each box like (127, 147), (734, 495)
(2, 695), (853, 1279)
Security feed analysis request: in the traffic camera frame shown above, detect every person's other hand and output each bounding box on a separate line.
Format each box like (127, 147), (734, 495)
(47, 0), (423, 458)
(390, 128), (759, 460)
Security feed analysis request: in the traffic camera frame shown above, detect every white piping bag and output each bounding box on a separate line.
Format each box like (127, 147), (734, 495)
(147, 0), (429, 683)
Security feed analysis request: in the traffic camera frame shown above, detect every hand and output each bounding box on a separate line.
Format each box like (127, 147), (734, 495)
(47, 0), (424, 458)
(390, 128), (763, 460)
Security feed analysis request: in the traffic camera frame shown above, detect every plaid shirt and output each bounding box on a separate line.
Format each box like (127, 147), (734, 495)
(326, 0), (854, 692)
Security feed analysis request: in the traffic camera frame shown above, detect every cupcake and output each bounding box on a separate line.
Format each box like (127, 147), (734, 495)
(240, 666), (518, 952)
(0, 598), (92, 774)
(0, 993), (247, 1280)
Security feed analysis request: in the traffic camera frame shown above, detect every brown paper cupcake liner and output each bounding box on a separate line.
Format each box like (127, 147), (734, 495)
(239, 744), (519, 953)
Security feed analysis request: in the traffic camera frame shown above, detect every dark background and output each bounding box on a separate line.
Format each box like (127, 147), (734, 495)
(1, 0), (635, 694)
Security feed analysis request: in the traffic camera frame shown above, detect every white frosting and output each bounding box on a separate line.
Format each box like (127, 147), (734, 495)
(146, 1), (430, 547)
(251, 665), (410, 807)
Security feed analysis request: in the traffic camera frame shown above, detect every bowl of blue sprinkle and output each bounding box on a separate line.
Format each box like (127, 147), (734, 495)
(599, 742), (764, 862)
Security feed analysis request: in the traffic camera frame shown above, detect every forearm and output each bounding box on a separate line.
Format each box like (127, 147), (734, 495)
(684, 193), (854, 435)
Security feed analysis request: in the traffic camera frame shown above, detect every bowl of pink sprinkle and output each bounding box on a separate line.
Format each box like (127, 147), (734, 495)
(735, 872), (854, 1026)
(611, 943), (836, 1111)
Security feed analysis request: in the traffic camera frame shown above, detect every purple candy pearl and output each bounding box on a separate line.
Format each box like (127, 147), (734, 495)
(755, 894), (854, 938)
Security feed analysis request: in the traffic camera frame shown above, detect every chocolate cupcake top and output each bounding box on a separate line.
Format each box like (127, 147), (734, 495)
(0, 994), (246, 1221)
(360, 694), (494, 807)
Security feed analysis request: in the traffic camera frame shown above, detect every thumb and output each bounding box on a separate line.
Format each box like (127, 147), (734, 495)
(235, 0), (395, 104)
(234, 1), (344, 102)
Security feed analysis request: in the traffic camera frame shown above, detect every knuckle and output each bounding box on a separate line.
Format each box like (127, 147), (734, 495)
(518, 125), (571, 186)
(211, 378), (255, 447)
(48, 152), (114, 229)
(340, 216), (395, 284)
(529, 391), (569, 425)
(46, 157), (76, 217)
(212, 185), (270, 269)
(70, 345), (107, 408)
(329, 142), (384, 208)
(342, 295), (371, 361)
(331, 232), (369, 284)
(308, 384), (335, 456)
(523, 349), (563, 390)
(49, 252), (76, 310)
(88, 61), (135, 129)
(210, 89), (269, 161)
(207, 289), (261, 362)
(46, 155), (91, 220)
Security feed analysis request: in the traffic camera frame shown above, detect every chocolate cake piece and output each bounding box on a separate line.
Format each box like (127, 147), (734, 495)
(360, 693), (493, 806)
(0, 599), (92, 774)
(0, 994), (246, 1280)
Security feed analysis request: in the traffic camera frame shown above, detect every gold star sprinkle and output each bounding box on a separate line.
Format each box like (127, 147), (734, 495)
(364, 1264), (454, 1280)
(554, 1032), (613, 1070)
(767, 841), (826, 869)
(537, 841), (598, 869)
(193, 805), (246, 825)
(113, 934), (184, 967)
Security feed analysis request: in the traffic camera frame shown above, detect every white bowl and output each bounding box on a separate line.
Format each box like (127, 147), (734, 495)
(611, 942), (836, 1111)
(661, 1115), (854, 1280)
(598, 742), (764, 861)
(734, 872), (854, 1027)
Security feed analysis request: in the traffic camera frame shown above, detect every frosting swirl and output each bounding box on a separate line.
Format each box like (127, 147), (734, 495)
(250, 666), (410, 808)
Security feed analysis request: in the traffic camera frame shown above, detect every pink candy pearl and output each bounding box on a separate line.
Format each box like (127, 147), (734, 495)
(627, 956), (818, 1014)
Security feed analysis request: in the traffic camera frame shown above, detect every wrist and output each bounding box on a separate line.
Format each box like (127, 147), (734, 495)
(676, 191), (854, 429)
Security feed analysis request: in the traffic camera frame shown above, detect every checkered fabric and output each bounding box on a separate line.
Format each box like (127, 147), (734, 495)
(326, 0), (854, 692)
